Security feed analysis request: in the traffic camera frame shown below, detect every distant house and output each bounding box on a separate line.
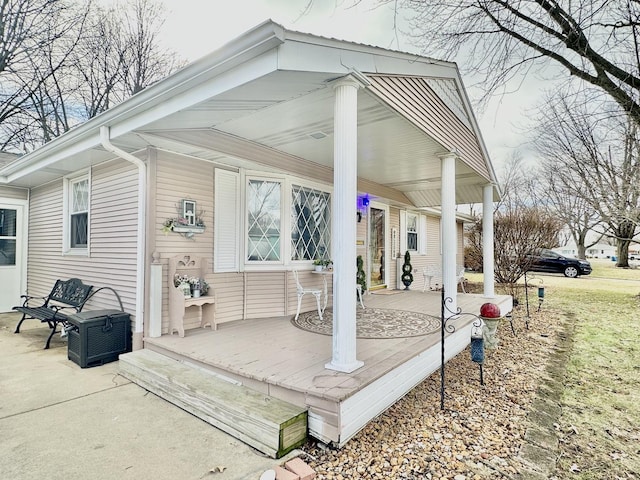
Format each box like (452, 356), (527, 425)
(0, 21), (509, 447)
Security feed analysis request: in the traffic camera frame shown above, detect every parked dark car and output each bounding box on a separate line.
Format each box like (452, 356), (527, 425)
(528, 249), (592, 278)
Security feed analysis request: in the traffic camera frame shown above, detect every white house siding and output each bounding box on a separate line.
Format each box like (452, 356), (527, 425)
(457, 222), (465, 267)
(152, 151), (215, 333)
(245, 271), (288, 318)
(395, 214), (465, 291)
(0, 185), (29, 200)
(26, 158), (139, 316)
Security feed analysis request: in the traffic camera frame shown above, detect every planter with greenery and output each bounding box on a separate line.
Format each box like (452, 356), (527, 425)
(356, 255), (367, 293)
(401, 250), (413, 289)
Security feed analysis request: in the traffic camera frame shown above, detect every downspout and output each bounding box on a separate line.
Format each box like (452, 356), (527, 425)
(100, 126), (146, 350)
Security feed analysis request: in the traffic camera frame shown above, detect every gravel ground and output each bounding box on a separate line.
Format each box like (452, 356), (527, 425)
(301, 304), (563, 480)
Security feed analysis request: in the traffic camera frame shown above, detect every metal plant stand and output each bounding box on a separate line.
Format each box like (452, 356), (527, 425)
(439, 289), (485, 410)
(524, 272), (544, 329)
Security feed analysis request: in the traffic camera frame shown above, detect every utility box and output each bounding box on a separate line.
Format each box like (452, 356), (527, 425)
(67, 310), (131, 368)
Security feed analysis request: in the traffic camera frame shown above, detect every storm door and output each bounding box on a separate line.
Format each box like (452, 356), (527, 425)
(368, 205), (386, 288)
(0, 205), (23, 312)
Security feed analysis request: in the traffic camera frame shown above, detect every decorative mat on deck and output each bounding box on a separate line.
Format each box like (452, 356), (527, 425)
(291, 308), (440, 339)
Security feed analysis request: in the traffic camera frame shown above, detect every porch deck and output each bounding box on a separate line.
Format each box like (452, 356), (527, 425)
(143, 289), (511, 445)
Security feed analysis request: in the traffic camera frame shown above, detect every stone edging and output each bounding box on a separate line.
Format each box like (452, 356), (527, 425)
(516, 313), (576, 479)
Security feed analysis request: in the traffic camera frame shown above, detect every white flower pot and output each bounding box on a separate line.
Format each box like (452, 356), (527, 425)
(482, 317), (501, 349)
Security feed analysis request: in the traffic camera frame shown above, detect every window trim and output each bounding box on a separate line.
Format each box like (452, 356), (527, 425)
(245, 176), (284, 265)
(63, 170), (90, 256)
(406, 212), (418, 252)
(242, 172), (332, 271)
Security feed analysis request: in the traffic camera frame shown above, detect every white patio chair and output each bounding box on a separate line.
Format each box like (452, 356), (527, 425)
(293, 270), (323, 320)
(422, 265), (440, 292)
(356, 284), (365, 309)
(457, 265), (467, 294)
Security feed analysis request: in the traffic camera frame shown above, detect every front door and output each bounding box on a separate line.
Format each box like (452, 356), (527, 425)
(368, 205), (387, 288)
(0, 204), (24, 312)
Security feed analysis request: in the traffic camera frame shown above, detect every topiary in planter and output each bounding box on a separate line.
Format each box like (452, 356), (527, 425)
(356, 255), (367, 293)
(401, 250), (413, 289)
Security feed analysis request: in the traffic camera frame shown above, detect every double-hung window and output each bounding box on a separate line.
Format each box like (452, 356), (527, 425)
(406, 213), (418, 251)
(64, 173), (89, 254)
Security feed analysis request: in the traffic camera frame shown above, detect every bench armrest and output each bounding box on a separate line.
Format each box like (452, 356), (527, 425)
(19, 295), (48, 308)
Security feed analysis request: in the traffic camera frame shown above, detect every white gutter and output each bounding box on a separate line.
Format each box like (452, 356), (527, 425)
(100, 126), (146, 345)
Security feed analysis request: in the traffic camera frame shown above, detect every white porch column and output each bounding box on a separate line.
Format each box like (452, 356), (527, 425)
(440, 152), (458, 318)
(482, 184), (496, 298)
(326, 75), (364, 373)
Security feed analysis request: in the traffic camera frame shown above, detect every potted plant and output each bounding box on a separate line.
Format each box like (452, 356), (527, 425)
(173, 274), (192, 298)
(401, 250), (413, 289)
(313, 259), (324, 272)
(356, 255), (367, 292)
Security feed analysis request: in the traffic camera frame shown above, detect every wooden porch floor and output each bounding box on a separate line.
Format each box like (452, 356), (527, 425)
(145, 290), (509, 400)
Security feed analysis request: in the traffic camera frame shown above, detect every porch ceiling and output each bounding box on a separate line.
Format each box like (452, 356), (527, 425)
(134, 70), (490, 207)
(2, 72), (492, 207)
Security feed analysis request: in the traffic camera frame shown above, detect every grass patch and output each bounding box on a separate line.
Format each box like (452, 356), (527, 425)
(554, 287), (640, 479)
(469, 263), (640, 478)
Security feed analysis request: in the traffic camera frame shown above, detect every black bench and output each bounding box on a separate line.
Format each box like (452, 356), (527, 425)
(13, 278), (93, 349)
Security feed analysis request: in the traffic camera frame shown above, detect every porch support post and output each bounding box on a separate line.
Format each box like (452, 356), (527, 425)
(440, 152), (458, 318)
(325, 75), (365, 373)
(482, 184), (496, 298)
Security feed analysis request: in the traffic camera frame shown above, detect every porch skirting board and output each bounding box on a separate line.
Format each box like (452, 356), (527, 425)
(335, 323), (472, 446)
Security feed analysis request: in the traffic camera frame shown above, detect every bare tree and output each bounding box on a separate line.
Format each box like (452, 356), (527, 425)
(465, 206), (562, 298)
(386, 0), (640, 126)
(533, 93), (640, 267)
(118, 0), (184, 96)
(531, 152), (604, 259)
(0, 0), (89, 150)
(0, 0), (183, 151)
(72, 6), (126, 119)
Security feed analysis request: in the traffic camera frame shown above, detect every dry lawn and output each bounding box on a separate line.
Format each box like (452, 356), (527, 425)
(472, 260), (640, 479)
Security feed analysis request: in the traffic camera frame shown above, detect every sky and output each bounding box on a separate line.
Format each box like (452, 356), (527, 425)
(155, 0), (547, 176)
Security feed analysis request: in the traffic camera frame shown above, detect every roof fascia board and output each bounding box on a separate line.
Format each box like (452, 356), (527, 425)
(0, 20), (285, 182)
(277, 37), (457, 79)
(283, 29), (453, 69)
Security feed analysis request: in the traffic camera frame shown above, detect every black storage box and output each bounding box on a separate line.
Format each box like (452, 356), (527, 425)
(67, 309), (131, 368)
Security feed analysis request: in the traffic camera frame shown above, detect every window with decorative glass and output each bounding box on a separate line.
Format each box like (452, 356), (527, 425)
(64, 174), (89, 253)
(247, 179), (281, 262)
(291, 185), (331, 261)
(407, 212), (418, 251)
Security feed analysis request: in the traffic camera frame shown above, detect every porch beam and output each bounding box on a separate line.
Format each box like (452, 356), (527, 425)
(439, 152), (458, 317)
(483, 184), (496, 298)
(325, 75), (365, 373)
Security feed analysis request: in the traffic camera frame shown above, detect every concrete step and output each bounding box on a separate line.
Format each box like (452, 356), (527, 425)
(119, 349), (307, 458)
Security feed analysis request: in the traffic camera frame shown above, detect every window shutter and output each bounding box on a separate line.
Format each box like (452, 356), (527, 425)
(399, 210), (407, 255)
(419, 214), (428, 254)
(214, 169), (240, 272)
